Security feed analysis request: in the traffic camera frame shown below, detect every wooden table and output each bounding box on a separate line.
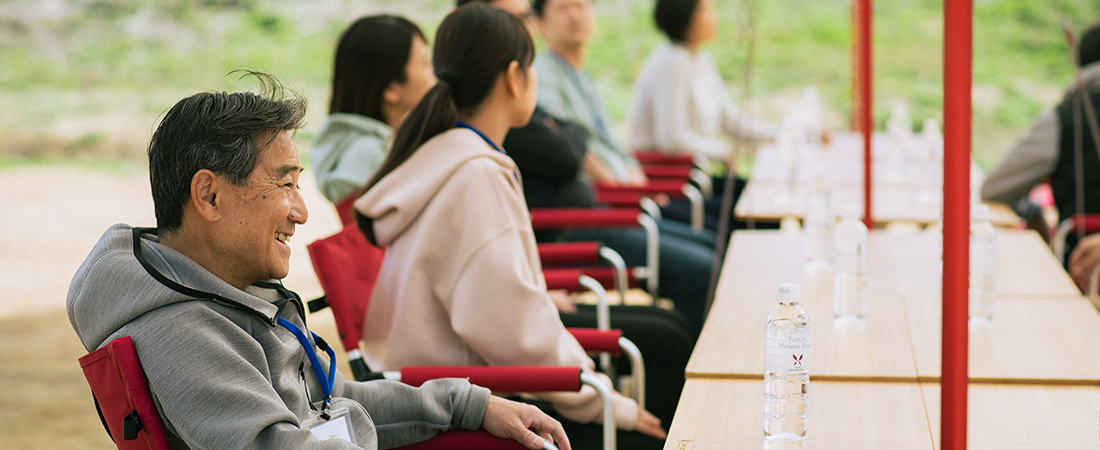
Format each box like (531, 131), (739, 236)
(921, 383), (1100, 448)
(665, 379), (935, 450)
(882, 229), (1081, 300)
(733, 182), (1020, 228)
(903, 295), (1100, 384)
(687, 231), (918, 381)
(668, 223), (1099, 448)
(663, 379), (1100, 449)
(689, 230), (1095, 383)
(735, 132), (1021, 227)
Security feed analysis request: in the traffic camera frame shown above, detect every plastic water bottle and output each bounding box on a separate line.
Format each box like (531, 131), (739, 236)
(916, 118), (943, 204)
(804, 174), (833, 265)
(969, 204), (996, 323)
(765, 284), (810, 441)
(801, 86), (823, 143)
(833, 204), (868, 319)
(883, 104), (912, 183)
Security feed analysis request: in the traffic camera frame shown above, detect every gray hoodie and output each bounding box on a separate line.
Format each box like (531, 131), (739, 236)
(310, 113), (393, 204)
(68, 224), (490, 449)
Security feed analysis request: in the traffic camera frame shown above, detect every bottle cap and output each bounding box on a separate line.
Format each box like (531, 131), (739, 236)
(777, 283), (800, 303)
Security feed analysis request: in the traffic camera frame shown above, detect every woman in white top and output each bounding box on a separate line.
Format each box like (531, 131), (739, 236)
(629, 0), (777, 161)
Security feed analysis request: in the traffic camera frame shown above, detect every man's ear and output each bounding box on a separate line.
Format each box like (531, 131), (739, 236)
(190, 169), (222, 223)
(504, 61), (523, 98)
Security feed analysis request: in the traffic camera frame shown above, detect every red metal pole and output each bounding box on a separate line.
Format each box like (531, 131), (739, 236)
(851, 0), (863, 132)
(942, 0), (971, 448)
(859, 0), (873, 228)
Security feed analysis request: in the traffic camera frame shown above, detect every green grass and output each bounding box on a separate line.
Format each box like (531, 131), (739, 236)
(1, 0), (1099, 170)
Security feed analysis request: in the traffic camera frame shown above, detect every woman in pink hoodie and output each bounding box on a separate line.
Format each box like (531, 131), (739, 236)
(352, 4), (667, 450)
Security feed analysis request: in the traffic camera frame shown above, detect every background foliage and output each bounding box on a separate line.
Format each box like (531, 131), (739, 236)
(1, 0), (1098, 169)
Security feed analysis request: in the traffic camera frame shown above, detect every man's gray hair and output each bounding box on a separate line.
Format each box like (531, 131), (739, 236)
(148, 72), (307, 233)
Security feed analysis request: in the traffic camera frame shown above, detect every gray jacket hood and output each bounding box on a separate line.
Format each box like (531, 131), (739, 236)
(310, 113), (393, 203)
(68, 224), (283, 352)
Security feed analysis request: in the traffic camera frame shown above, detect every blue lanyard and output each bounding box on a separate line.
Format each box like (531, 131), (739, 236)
(277, 317), (337, 409)
(455, 121), (506, 154)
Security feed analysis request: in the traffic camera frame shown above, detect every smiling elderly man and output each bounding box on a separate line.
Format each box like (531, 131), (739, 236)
(67, 74), (569, 450)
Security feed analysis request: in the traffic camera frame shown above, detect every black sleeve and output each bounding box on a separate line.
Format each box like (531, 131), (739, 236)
(504, 108), (589, 183)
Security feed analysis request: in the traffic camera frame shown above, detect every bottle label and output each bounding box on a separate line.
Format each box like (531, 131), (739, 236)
(766, 333), (810, 373)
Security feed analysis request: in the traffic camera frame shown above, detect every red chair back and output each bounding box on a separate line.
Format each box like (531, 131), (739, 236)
(633, 150), (694, 165)
(306, 222), (386, 353)
(335, 195), (357, 225)
(79, 336), (171, 450)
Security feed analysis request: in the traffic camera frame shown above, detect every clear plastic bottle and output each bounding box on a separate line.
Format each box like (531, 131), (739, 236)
(969, 204), (996, 323)
(833, 204), (868, 319)
(883, 104), (912, 183)
(803, 174), (833, 265)
(765, 284), (810, 441)
(916, 118), (943, 205)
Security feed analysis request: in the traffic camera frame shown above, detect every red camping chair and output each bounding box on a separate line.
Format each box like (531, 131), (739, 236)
(79, 336), (170, 450)
(634, 149), (714, 196)
(593, 179), (706, 232)
(530, 208), (662, 296)
(540, 265), (645, 400)
(307, 223), (644, 393)
(306, 223), (646, 448)
(80, 336), (615, 450)
(537, 241), (634, 302)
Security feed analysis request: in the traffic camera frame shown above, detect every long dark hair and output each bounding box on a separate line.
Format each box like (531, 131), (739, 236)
(328, 15), (425, 123)
(654, 0), (701, 43)
(356, 3), (535, 245)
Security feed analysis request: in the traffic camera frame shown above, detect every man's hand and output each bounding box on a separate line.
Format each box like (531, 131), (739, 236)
(634, 408), (667, 440)
(1069, 233), (1100, 292)
(482, 396), (572, 450)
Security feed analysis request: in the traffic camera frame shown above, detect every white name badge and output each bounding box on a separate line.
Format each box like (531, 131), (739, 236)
(305, 407), (356, 444)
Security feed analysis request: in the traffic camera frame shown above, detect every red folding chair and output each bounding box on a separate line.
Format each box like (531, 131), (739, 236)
(334, 194), (358, 226)
(530, 208), (662, 296)
(307, 223), (648, 448)
(541, 266), (645, 401)
(634, 149), (714, 196)
(79, 336), (170, 450)
(79, 336), (614, 450)
(537, 241), (633, 302)
(594, 180), (706, 232)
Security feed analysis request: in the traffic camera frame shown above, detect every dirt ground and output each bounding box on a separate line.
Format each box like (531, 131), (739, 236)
(0, 164), (346, 449)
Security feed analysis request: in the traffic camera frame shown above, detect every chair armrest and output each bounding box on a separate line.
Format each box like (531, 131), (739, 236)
(567, 328), (622, 356)
(538, 242), (602, 266)
(595, 179), (687, 196)
(633, 150), (694, 165)
(642, 164), (694, 179)
(529, 208), (643, 230)
(399, 366), (582, 393)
